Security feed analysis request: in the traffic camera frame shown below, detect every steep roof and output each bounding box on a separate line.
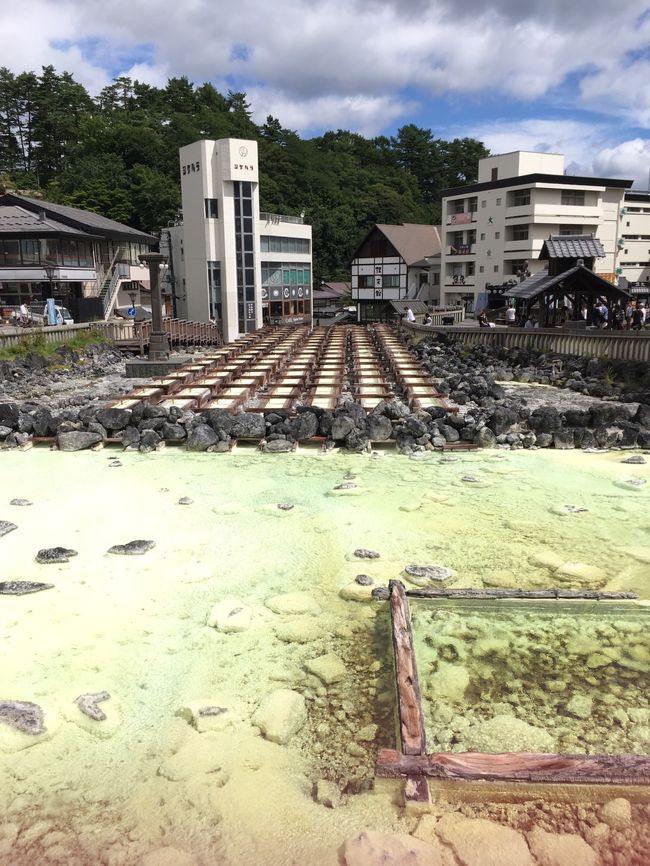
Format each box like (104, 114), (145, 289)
(539, 235), (605, 260)
(375, 223), (442, 266)
(506, 266), (630, 301)
(0, 193), (157, 244)
(0, 205), (99, 238)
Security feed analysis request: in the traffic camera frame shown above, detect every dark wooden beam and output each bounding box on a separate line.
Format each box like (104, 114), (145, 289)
(404, 588), (638, 601)
(376, 749), (650, 785)
(389, 580), (427, 756)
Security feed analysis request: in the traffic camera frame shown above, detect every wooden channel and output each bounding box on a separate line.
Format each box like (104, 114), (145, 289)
(381, 580), (649, 789)
(376, 750), (650, 786)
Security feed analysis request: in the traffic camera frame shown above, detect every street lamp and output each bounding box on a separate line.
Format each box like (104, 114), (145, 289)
(138, 252), (170, 360)
(43, 260), (57, 299)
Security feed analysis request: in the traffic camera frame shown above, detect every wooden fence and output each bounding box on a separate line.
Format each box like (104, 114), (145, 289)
(0, 318), (223, 353)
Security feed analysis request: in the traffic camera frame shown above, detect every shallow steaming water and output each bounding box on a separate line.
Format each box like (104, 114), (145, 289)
(0, 446), (648, 864)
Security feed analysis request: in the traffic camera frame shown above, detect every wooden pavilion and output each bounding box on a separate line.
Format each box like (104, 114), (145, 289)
(505, 235), (631, 327)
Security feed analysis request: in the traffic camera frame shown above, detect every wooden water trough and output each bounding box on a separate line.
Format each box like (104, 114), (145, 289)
(376, 580), (650, 803)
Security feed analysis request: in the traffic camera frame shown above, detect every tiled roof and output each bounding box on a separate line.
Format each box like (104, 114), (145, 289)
(0, 194), (156, 243)
(0, 205), (97, 237)
(375, 224), (442, 266)
(540, 235), (606, 260)
(506, 266), (630, 300)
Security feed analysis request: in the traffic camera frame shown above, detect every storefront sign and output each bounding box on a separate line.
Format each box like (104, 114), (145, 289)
(181, 161), (200, 176)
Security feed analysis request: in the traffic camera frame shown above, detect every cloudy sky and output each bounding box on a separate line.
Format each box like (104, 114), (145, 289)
(3, 0), (650, 185)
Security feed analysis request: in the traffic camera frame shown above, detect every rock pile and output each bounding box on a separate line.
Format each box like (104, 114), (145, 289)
(1, 333), (649, 452)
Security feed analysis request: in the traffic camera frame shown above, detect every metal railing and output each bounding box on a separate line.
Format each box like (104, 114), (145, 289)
(259, 212), (304, 225)
(94, 317), (224, 352)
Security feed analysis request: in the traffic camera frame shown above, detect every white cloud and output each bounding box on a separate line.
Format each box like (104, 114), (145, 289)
(463, 117), (650, 188)
(1, 0), (650, 138)
(594, 139), (650, 189)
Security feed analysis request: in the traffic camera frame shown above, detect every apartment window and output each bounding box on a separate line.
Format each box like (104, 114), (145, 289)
(466, 262), (475, 276)
(481, 200), (486, 208)
(453, 200), (465, 214)
(493, 265), (499, 272)
(383, 274), (400, 288)
(480, 233), (485, 241)
(479, 265), (484, 273)
(510, 189), (531, 207)
(495, 232), (501, 239)
(496, 197), (502, 206)
(559, 225), (583, 235)
(491, 168), (498, 181)
(512, 225), (529, 241)
(260, 236), (311, 254)
(358, 275), (375, 288)
(561, 190), (585, 206)
(468, 197), (478, 212)
(204, 198), (219, 219)
(233, 180), (256, 333)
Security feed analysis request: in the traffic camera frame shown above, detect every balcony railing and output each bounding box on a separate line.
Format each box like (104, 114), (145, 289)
(446, 212), (476, 225)
(447, 244), (476, 256)
(260, 212), (304, 225)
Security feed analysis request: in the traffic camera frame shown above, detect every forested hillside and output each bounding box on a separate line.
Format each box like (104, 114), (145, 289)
(0, 67), (488, 278)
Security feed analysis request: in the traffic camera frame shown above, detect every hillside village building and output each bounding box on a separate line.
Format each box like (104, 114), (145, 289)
(439, 151), (642, 310)
(168, 138), (312, 342)
(0, 193), (156, 322)
(349, 223), (442, 322)
(620, 191), (650, 288)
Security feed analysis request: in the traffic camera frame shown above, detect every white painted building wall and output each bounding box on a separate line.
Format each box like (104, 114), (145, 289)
(620, 194), (650, 284)
(441, 151), (631, 307)
(173, 138), (312, 340)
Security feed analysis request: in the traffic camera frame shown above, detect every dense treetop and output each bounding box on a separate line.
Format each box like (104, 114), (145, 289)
(0, 67), (488, 279)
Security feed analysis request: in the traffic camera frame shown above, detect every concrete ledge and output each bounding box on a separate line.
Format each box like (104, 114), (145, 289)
(125, 356), (192, 377)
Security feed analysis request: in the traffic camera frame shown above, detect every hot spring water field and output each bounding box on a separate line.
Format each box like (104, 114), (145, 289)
(0, 446), (649, 865)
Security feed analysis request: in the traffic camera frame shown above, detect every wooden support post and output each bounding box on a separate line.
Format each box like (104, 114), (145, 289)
(389, 580), (427, 756)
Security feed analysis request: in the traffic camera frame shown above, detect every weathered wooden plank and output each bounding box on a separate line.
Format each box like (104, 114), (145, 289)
(376, 749), (650, 785)
(389, 580), (427, 756)
(404, 588), (639, 601)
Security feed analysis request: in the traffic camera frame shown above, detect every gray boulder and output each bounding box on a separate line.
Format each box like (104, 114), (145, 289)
(204, 409), (234, 436)
(96, 407), (132, 431)
(0, 402), (19, 429)
(139, 429), (161, 452)
(290, 411), (319, 441)
(367, 414), (393, 441)
(330, 415), (355, 440)
(31, 408), (53, 437)
(57, 431), (103, 451)
(186, 424), (218, 451)
(230, 413), (265, 439)
(474, 427), (496, 448)
(162, 422), (187, 441)
(120, 426), (141, 449)
(553, 428), (575, 449)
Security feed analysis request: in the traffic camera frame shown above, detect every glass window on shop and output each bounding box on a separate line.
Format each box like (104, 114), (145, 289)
(0, 240), (21, 266)
(261, 261), (311, 322)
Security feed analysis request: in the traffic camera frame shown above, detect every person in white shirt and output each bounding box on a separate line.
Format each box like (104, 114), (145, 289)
(404, 307), (415, 323)
(505, 306), (516, 325)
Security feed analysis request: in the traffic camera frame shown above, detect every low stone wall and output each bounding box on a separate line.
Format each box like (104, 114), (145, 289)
(403, 322), (650, 363)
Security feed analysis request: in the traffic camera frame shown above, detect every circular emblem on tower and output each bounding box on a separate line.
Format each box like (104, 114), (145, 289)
(239, 146), (249, 157)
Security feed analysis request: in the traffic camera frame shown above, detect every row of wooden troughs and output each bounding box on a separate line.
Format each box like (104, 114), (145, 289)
(110, 324), (452, 415)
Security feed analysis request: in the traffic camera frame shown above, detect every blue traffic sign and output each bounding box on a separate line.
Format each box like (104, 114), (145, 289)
(127, 307), (136, 318)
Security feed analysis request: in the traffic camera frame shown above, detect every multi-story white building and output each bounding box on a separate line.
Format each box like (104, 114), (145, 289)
(169, 138), (312, 342)
(440, 151), (634, 308)
(620, 191), (650, 286)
